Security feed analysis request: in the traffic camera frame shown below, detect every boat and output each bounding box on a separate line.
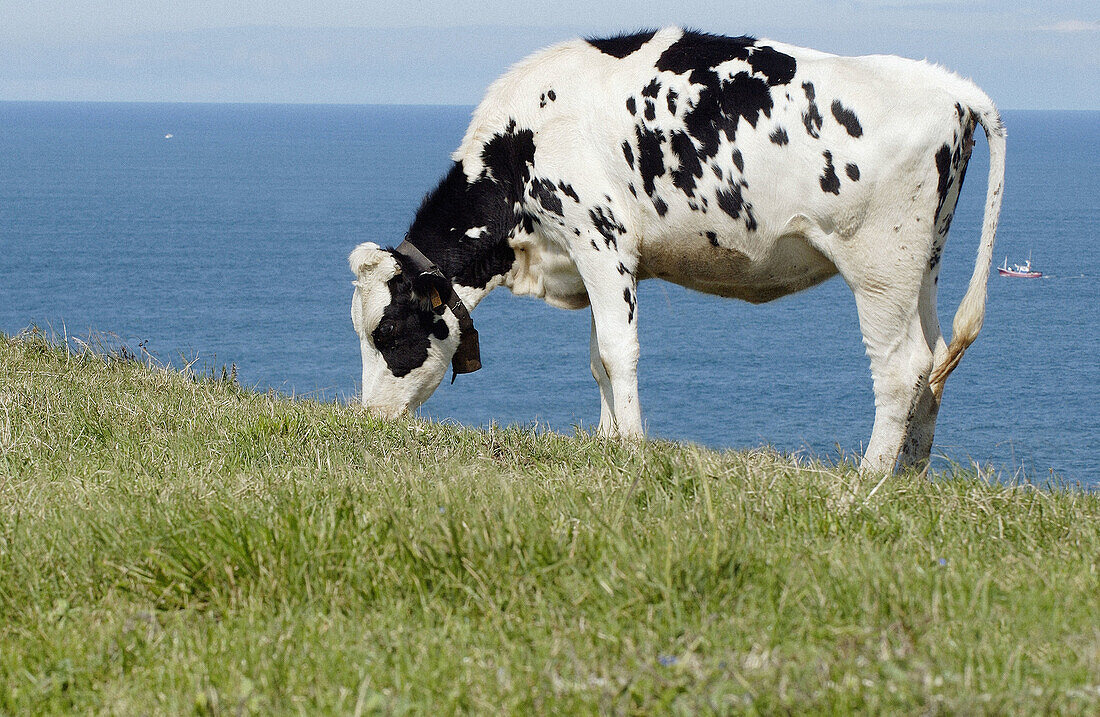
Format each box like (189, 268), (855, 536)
(998, 255), (1042, 278)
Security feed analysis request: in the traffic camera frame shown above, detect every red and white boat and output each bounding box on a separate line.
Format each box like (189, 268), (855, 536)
(997, 255), (1042, 278)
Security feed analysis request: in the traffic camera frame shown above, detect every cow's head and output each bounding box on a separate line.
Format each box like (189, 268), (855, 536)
(349, 242), (479, 417)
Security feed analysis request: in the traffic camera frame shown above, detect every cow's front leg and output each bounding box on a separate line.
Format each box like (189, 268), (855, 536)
(589, 313), (617, 435)
(577, 239), (643, 439)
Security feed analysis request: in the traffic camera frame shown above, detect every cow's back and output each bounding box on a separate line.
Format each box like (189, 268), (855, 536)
(455, 28), (992, 303)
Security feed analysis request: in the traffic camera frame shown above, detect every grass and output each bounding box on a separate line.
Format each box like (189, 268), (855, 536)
(0, 328), (1097, 714)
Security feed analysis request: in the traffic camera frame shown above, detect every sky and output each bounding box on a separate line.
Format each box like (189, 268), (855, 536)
(0, 1), (1097, 109)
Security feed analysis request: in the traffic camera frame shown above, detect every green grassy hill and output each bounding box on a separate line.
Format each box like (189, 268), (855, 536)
(1, 330), (1097, 714)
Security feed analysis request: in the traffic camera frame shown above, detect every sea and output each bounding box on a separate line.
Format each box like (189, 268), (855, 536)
(1, 102), (1096, 485)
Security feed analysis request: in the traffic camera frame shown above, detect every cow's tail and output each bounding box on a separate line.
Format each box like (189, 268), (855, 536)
(929, 97), (1006, 400)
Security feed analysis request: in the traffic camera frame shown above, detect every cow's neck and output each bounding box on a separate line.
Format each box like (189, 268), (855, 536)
(403, 123), (539, 311)
(403, 158), (524, 311)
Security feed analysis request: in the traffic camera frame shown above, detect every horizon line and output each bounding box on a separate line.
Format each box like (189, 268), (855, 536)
(1, 99), (1095, 113)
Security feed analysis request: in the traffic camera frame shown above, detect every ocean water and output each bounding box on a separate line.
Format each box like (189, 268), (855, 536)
(1, 102), (1096, 484)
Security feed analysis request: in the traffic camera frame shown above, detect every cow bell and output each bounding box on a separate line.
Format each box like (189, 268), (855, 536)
(452, 324), (481, 377)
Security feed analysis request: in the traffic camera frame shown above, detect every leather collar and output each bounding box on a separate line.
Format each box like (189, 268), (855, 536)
(394, 239), (481, 378)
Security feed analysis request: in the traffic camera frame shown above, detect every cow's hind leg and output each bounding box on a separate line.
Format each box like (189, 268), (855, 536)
(897, 273), (948, 470)
(855, 281), (935, 474)
(901, 124), (974, 470)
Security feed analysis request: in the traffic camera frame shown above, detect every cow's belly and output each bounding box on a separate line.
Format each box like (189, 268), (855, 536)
(508, 223), (839, 308)
(638, 231), (838, 304)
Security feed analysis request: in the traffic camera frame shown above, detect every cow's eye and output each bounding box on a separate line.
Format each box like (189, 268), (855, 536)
(376, 320), (397, 342)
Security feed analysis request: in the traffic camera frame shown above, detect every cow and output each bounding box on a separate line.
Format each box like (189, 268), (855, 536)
(348, 28), (1005, 473)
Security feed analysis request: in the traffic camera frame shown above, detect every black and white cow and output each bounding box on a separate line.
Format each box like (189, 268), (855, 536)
(349, 28), (1005, 473)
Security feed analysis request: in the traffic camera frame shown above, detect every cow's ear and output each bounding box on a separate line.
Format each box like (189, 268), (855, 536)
(349, 242), (391, 277)
(411, 272), (450, 313)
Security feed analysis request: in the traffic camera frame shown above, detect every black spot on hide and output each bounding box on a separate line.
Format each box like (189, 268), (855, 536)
(558, 181), (580, 202)
(669, 131), (703, 196)
(655, 31), (755, 75)
(518, 211), (539, 235)
(929, 243), (944, 271)
(830, 100), (863, 137)
(529, 177), (563, 216)
(650, 35), (793, 177)
(747, 45), (797, 86)
(802, 82), (823, 138)
(715, 184), (757, 231)
(934, 143), (953, 223)
(622, 140), (635, 168)
(590, 205), (626, 248)
(724, 72), (773, 130)
(587, 30), (658, 58)
(935, 143), (952, 194)
(479, 121), (535, 187)
(681, 71), (775, 161)
(635, 124), (666, 197)
(819, 150), (841, 194)
(769, 127), (789, 145)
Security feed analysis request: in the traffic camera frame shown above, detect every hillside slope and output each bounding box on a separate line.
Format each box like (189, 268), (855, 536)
(1, 330), (1097, 713)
